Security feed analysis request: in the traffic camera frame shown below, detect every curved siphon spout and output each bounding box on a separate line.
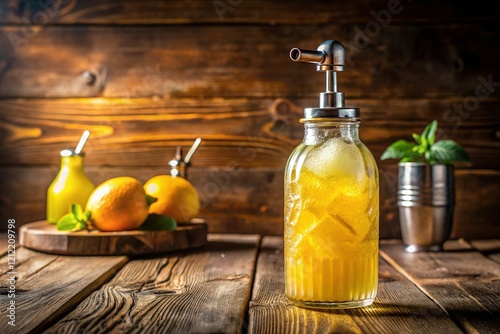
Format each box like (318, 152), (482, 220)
(289, 40), (345, 72)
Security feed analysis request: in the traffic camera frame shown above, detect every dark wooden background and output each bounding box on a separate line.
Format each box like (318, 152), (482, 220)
(0, 0), (499, 238)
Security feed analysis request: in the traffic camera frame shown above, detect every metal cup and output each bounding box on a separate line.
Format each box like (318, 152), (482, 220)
(397, 162), (455, 252)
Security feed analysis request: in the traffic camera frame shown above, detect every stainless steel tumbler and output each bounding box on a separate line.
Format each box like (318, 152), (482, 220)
(397, 162), (455, 252)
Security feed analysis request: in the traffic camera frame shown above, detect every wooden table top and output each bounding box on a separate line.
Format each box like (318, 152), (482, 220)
(1, 235), (499, 333)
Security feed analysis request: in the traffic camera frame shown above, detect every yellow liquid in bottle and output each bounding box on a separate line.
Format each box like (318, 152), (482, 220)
(284, 137), (379, 308)
(46, 154), (95, 223)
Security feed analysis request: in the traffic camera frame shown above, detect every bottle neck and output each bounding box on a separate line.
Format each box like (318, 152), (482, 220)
(60, 155), (85, 170)
(303, 120), (360, 145)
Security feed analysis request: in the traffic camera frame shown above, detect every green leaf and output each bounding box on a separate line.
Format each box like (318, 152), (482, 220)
(57, 204), (89, 232)
(424, 151), (431, 162)
(74, 221), (87, 231)
(57, 214), (76, 231)
(71, 203), (84, 221)
(420, 130), (428, 148)
(140, 214), (177, 231)
(412, 133), (422, 145)
(381, 140), (419, 161)
(146, 194), (158, 206)
(419, 121), (435, 148)
(57, 214), (84, 231)
(429, 140), (471, 164)
(426, 120), (438, 145)
(382, 119), (470, 164)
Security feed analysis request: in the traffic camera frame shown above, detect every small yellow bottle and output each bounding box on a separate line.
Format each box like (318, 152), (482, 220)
(46, 149), (95, 223)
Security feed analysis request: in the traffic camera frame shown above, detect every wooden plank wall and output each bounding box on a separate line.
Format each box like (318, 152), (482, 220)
(0, 0), (499, 238)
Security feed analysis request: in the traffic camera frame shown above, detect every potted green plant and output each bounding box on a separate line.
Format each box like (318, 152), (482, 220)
(381, 120), (470, 252)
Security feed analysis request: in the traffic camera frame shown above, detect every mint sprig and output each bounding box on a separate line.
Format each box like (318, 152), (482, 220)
(429, 140), (470, 164)
(57, 203), (91, 232)
(381, 120), (471, 164)
(380, 139), (419, 162)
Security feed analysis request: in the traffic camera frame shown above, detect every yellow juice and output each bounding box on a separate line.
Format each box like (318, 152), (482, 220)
(47, 153), (95, 223)
(284, 136), (379, 308)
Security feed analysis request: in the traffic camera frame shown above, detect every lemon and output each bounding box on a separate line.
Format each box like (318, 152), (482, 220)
(86, 176), (151, 231)
(144, 175), (200, 223)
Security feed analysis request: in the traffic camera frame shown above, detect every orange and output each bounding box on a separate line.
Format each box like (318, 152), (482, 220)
(86, 176), (151, 231)
(144, 175), (200, 222)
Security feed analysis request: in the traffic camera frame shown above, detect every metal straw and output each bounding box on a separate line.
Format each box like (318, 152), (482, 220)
(184, 138), (202, 164)
(74, 130), (91, 154)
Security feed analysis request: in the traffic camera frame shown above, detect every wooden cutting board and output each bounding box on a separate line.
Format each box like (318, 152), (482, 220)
(20, 220), (208, 256)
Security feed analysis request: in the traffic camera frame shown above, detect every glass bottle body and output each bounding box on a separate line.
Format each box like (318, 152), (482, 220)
(284, 120), (379, 309)
(46, 154), (95, 223)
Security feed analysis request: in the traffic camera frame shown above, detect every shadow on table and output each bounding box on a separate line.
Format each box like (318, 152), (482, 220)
(313, 301), (500, 326)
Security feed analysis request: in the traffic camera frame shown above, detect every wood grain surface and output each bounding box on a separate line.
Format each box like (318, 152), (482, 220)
(45, 234), (260, 334)
(0, 237), (498, 332)
(20, 220), (208, 256)
(1, 0), (498, 24)
(0, 234), (8, 256)
(469, 239), (500, 264)
(380, 241), (500, 333)
(0, 247), (127, 334)
(1, 25), (498, 99)
(248, 237), (462, 334)
(0, 97), (498, 169)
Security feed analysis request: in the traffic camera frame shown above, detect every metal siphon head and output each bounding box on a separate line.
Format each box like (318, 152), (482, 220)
(290, 40), (359, 120)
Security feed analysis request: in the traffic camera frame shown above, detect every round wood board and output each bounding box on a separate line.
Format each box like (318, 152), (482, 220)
(20, 220), (208, 256)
